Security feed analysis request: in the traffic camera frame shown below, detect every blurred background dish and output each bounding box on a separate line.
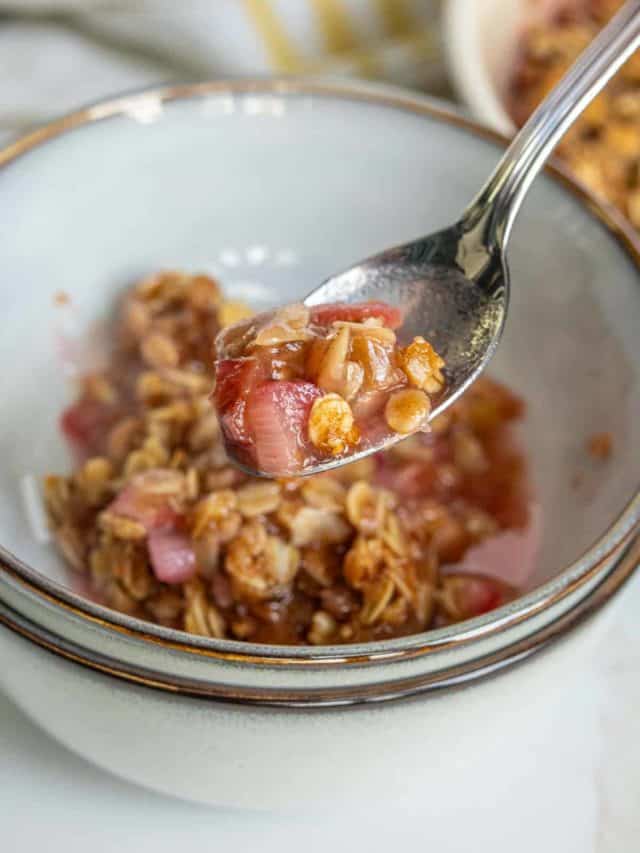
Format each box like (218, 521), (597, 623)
(445, 0), (640, 228)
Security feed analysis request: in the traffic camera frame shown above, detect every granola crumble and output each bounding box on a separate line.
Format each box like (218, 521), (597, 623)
(45, 271), (536, 645)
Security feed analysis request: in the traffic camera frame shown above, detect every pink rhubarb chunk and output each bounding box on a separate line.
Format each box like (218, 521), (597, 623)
(60, 397), (113, 460)
(107, 469), (197, 584)
(213, 357), (261, 447)
(309, 301), (403, 330)
(247, 381), (321, 476)
(107, 469), (181, 531)
(445, 574), (508, 618)
(148, 529), (197, 584)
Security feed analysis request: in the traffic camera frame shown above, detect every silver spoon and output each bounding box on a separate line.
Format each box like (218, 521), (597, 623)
(246, 1), (640, 478)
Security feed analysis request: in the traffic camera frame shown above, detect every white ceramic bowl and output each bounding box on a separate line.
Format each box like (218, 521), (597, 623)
(0, 79), (638, 808)
(444, 0), (529, 133)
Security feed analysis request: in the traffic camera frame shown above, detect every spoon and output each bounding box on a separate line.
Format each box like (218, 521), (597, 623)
(238, 1), (640, 478)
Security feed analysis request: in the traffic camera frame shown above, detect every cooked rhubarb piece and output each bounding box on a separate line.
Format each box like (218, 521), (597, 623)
(60, 391), (118, 461)
(309, 301), (403, 329)
(102, 469), (197, 584)
(213, 301), (445, 475)
(438, 574), (510, 621)
(147, 528), (197, 584)
(247, 381), (321, 474)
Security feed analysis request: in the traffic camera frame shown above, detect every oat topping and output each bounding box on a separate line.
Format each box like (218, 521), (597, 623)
(384, 388), (431, 435)
(308, 393), (360, 455)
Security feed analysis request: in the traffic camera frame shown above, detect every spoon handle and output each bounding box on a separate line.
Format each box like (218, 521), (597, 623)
(465, 0), (640, 248)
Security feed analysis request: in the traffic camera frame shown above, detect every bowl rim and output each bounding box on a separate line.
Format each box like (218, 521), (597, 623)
(0, 77), (638, 671)
(443, 0), (519, 134)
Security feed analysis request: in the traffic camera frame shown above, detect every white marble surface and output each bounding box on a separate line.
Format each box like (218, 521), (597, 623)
(0, 6), (637, 850)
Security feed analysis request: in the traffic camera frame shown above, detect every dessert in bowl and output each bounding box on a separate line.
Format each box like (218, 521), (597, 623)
(45, 270), (530, 646)
(0, 80), (637, 807)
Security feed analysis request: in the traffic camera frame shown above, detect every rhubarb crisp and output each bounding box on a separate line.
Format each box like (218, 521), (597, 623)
(509, 0), (640, 228)
(214, 301), (445, 475)
(44, 271), (538, 645)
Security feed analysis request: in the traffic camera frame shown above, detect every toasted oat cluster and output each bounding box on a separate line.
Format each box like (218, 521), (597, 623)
(44, 270), (535, 645)
(509, 0), (640, 228)
(214, 301), (445, 475)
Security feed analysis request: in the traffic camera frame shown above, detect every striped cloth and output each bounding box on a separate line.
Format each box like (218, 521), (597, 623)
(0, 0), (447, 140)
(77, 0), (446, 89)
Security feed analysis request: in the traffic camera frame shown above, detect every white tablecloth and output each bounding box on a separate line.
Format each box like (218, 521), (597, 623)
(0, 0), (447, 138)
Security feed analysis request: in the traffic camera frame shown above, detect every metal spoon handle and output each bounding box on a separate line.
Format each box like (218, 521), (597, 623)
(465, 0), (640, 248)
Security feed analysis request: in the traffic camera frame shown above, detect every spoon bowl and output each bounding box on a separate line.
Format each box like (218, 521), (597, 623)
(300, 227), (507, 473)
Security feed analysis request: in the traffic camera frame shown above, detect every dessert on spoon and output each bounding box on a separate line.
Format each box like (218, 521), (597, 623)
(214, 300), (444, 477)
(213, 0), (640, 477)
